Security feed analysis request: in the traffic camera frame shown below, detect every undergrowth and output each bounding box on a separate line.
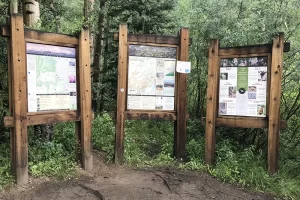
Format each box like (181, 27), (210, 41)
(1, 114), (299, 199)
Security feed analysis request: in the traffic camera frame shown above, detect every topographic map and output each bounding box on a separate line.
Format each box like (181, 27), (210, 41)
(128, 56), (157, 95)
(35, 56), (71, 95)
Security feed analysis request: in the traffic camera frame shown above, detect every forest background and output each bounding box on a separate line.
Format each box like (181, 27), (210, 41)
(0, 0), (299, 199)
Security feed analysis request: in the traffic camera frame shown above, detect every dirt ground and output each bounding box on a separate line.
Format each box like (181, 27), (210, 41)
(0, 152), (273, 200)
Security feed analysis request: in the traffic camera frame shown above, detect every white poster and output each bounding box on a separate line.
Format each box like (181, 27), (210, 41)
(127, 45), (176, 111)
(219, 57), (268, 117)
(27, 43), (77, 112)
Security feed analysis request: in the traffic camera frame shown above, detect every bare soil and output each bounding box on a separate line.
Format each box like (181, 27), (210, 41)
(0, 152), (273, 200)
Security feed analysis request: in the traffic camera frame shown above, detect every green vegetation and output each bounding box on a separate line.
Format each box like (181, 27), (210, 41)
(0, 0), (299, 199)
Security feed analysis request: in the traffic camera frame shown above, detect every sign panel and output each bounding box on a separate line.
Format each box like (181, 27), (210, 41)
(127, 45), (176, 110)
(219, 56), (268, 117)
(176, 61), (191, 73)
(26, 43), (77, 112)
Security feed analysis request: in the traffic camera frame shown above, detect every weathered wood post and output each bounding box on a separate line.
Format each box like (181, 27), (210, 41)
(174, 28), (189, 160)
(268, 33), (284, 174)
(115, 24), (128, 164)
(205, 39), (219, 165)
(10, 14), (28, 185)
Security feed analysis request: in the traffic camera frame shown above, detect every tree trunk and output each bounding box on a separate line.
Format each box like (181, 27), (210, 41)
(92, 0), (106, 112)
(22, 0), (54, 141)
(10, 0), (18, 14)
(22, 0), (40, 27)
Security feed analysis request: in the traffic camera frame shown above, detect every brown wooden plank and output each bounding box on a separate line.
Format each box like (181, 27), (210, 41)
(10, 14), (28, 185)
(1, 25), (78, 45)
(115, 25), (128, 164)
(205, 40), (219, 165)
(125, 111), (176, 120)
(4, 111), (80, 127)
(201, 117), (287, 129)
(268, 33), (284, 174)
(218, 42), (290, 56)
(174, 28), (189, 160)
(114, 32), (192, 45)
(78, 27), (93, 170)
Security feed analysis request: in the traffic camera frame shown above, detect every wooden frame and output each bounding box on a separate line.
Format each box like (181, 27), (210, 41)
(114, 24), (190, 163)
(1, 14), (93, 184)
(204, 33), (288, 174)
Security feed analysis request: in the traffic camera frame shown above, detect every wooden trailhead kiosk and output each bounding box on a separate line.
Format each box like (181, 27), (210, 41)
(114, 25), (191, 163)
(1, 14), (93, 184)
(204, 33), (290, 174)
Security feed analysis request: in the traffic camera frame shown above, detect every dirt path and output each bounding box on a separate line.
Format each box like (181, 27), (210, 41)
(0, 153), (273, 200)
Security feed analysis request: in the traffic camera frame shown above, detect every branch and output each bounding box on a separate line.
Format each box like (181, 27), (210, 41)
(285, 22), (300, 42)
(285, 88), (300, 121)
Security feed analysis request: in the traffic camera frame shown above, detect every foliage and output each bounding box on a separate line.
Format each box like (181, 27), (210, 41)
(27, 124), (76, 178)
(0, 132), (14, 190)
(124, 120), (175, 166)
(92, 113), (115, 161)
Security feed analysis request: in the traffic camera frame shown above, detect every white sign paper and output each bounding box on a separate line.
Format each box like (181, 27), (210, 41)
(176, 61), (191, 73)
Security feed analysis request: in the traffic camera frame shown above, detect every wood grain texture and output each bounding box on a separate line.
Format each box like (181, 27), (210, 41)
(4, 111), (80, 127)
(78, 28), (93, 170)
(218, 43), (290, 56)
(1, 25), (78, 45)
(115, 25), (128, 164)
(174, 28), (189, 160)
(268, 33), (284, 174)
(7, 35), (16, 175)
(201, 117), (287, 129)
(205, 40), (219, 165)
(125, 111), (176, 120)
(114, 32), (192, 45)
(10, 14), (28, 184)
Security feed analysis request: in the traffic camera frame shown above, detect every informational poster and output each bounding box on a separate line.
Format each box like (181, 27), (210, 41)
(219, 57), (268, 117)
(127, 45), (176, 110)
(176, 61), (191, 73)
(26, 43), (77, 112)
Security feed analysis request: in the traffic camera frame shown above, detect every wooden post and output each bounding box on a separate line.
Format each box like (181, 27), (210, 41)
(115, 24), (128, 164)
(10, 14), (28, 184)
(205, 40), (219, 165)
(268, 33), (284, 174)
(174, 28), (189, 160)
(8, 36), (16, 175)
(78, 27), (93, 170)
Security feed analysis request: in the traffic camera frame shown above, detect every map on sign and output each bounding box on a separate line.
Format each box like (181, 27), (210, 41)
(128, 57), (156, 95)
(35, 56), (70, 94)
(127, 45), (176, 111)
(27, 43), (77, 112)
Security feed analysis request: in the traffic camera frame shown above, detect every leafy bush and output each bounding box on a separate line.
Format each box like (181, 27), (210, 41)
(92, 113), (115, 161)
(0, 142), (13, 190)
(27, 124), (77, 178)
(124, 120), (174, 166)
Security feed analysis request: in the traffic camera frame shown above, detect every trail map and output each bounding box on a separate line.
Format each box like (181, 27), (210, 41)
(26, 43), (77, 112)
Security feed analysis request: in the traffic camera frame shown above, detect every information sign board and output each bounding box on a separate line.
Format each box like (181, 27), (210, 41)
(127, 45), (176, 110)
(26, 43), (77, 112)
(219, 56), (268, 117)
